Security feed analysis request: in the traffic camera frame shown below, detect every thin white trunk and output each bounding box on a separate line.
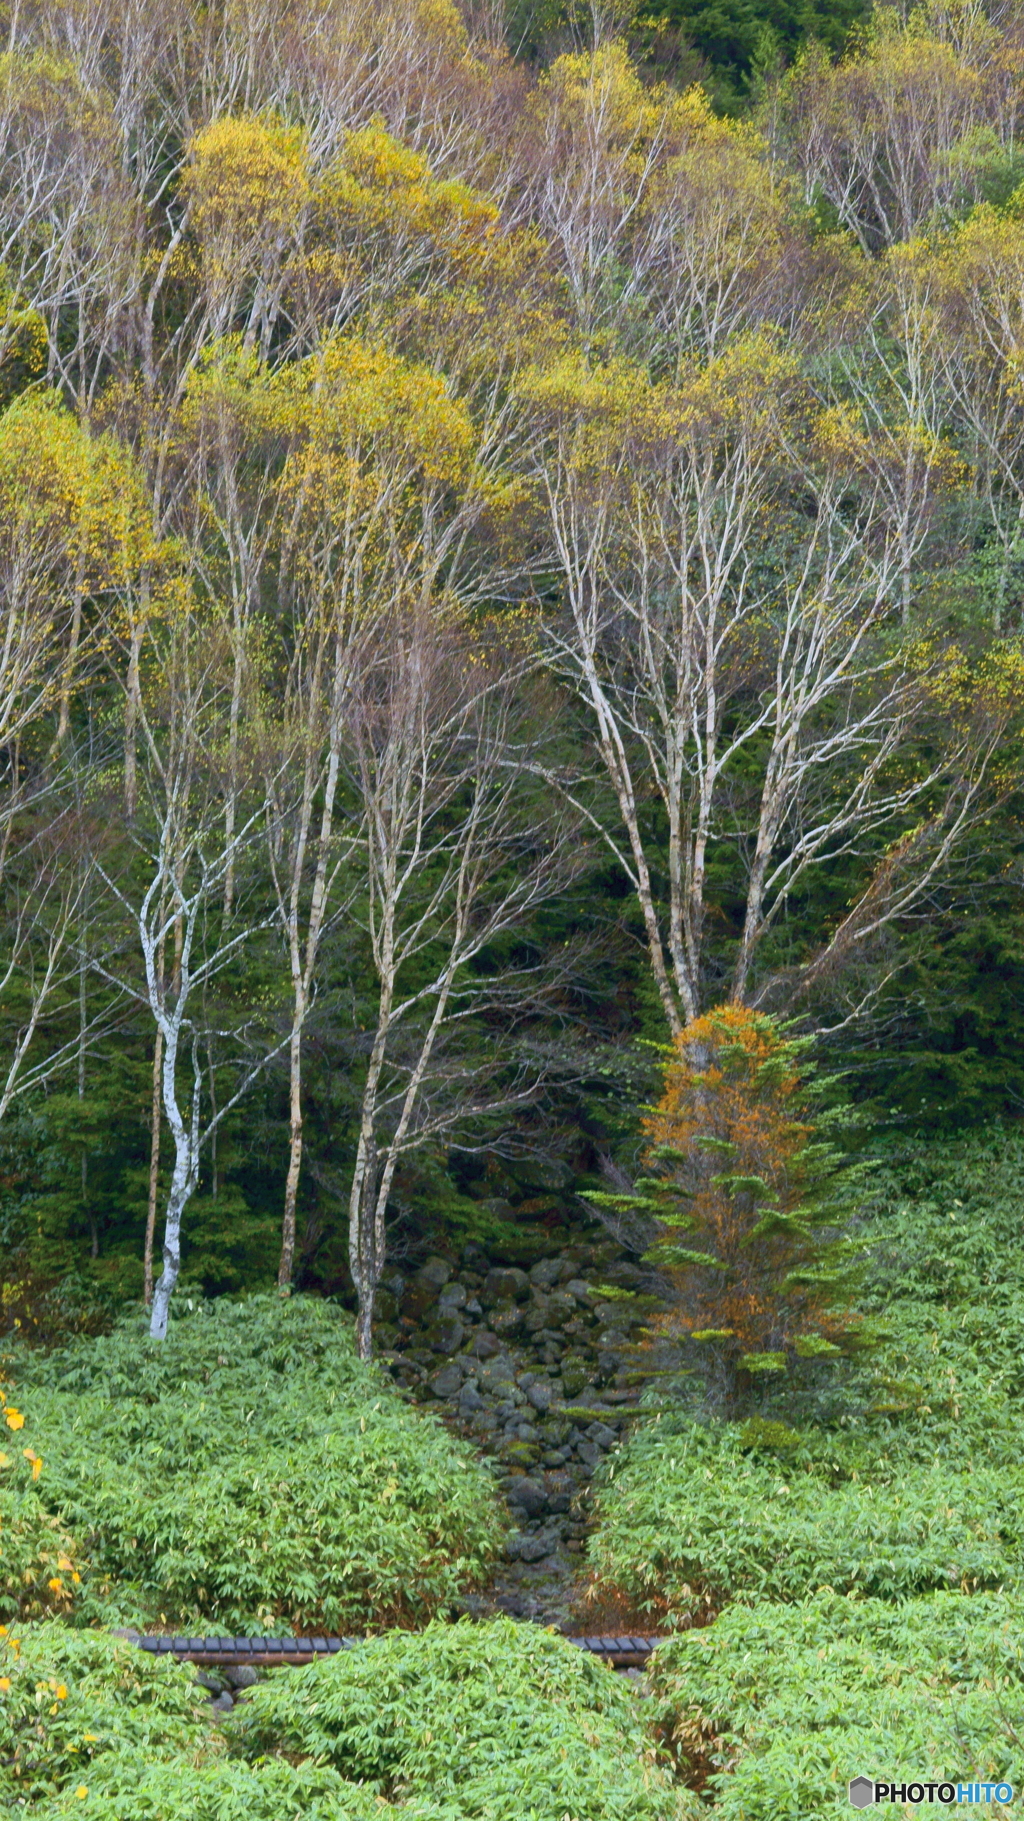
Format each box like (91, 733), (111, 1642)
(276, 722), (347, 1285)
(348, 963), (395, 1356)
(279, 979), (305, 1288)
(143, 1026), (162, 1305)
(149, 1017), (198, 1341)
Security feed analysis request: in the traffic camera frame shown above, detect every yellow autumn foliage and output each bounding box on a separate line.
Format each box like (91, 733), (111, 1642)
(304, 120), (499, 326)
(537, 41), (670, 152)
(324, 121), (495, 238)
(0, 393), (154, 595)
(285, 334), (475, 483)
(522, 332), (797, 475)
(185, 113), (311, 261)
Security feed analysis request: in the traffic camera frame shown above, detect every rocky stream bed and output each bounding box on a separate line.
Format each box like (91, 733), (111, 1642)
(192, 1167), (682, 1711)
(374, 1220), (679, 1631)
(189, 1223), (677, 1712)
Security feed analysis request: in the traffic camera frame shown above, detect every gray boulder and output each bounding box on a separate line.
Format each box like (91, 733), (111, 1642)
(526, 1379), (554, 1414)
(564, 1279), (594, 1306)
(477, 1352), (517, 1394)
(517, 1534), (557, 1563)
(507, 1476), (548, 1517)
(524, 1297), (551, 1334)
(490, 1303), (526, 1341)
(428, 1361), (463, 1399)
(529, 1257), (564, 1289)
(427, 1316), (464, 1355)
(417, 1256), (453, 1291)
(482, 1267), (530, 1306)
(438, 1282), (468, 1311)
(597, 1327), (630, 1350)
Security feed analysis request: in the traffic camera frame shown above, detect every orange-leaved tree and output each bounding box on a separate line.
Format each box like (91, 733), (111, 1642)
(608, 1004), (872, 1404)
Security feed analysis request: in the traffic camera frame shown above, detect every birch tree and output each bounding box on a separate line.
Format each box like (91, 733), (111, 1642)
(342, 606), (579, 1357)
(777, 18), (991, 253)
(261, 329), (499, 1287)
(526, 337), (1004, 1028)
(0, 394), (147, 1123)
(97, 601), (286, 1339)
(528, 42), (678, 346)
(0, 48), (143, 410)
(911, 206), (1024, 631)
(638, 88), (795, 365)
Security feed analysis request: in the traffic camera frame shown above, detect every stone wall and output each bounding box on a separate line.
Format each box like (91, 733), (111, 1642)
(377, 1237), (679, 1596)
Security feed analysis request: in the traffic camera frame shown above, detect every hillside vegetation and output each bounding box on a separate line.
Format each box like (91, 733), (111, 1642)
(590, 1126), (1024, 1812)
(0, 1620), (693, 1818)
(2, 1130), (1021, 1814)
(6, 1296), (503, 1631)
(1, 0), (1024, 1814)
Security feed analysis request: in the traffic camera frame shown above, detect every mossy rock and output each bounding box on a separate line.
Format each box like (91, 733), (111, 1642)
(486, 1224), (574, 1267)
(561, 1355), (593, 1399)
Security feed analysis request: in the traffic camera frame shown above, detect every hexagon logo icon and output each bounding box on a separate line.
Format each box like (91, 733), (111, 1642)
(848, 1777), (875, 1809)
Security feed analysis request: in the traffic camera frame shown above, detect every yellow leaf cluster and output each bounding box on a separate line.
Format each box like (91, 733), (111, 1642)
(522, 331), (797, 472)
(309, 119), (499, 312)
(0, 393), (155, 588)
(0, 48), (115, 154)
(538, 42), (668, 151)
(286, 335), (475, 484)
(185, 113), (311, 255)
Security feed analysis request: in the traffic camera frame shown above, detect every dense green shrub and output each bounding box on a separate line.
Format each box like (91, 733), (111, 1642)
(647, 1589), (1024, 1819)
(3, 1620), (696, 1821)
(0, 1624), (206, 1803)
(0, 1380), (85, 1623)
(587, 1414), (1023, 1619)
(227, 1617), (695, 1820)
(841, 1294), (1024, 1469)
(41, 1757), (388, 1820)
(590, 1129), (1024, 1620)
(10, 1296), (503, 1631)
(861, 1127), (1024, 1309)
(799, 1130), (1024, 1469)
(0, 1485), (83, 1623)
(0, 1624), (382, 1818)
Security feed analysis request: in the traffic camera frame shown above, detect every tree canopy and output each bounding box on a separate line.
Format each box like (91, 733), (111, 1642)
(0, 0), (1021, 1344)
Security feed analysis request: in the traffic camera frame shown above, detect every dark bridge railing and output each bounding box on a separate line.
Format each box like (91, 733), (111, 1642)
(131, 1632), (663, 1669)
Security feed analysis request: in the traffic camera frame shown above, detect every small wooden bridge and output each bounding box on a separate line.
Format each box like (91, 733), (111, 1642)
(132, 1632), (663, 1670)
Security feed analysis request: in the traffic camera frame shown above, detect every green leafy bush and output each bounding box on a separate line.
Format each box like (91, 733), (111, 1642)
(40, 1757), (387, 1820)
(647, 1589), (1024, 1819)
(0, 1485), (82, 1623)
(861, 1127), (1024, 1311)
(0, 1623), (206, 1803)
(590, 1129), (1024, 1621)
(4, 1619), (696, 1821)
(838, 1293), (1024, 1470)
(587, 1414), (1023, 1619)
(227, 1617), (695, 1820)
(0, 1624), (380, 1818)
(0, 1381), (84, 1623)
(11, 1296), (503, 1631)
(780, 1130), (1024, 1471)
